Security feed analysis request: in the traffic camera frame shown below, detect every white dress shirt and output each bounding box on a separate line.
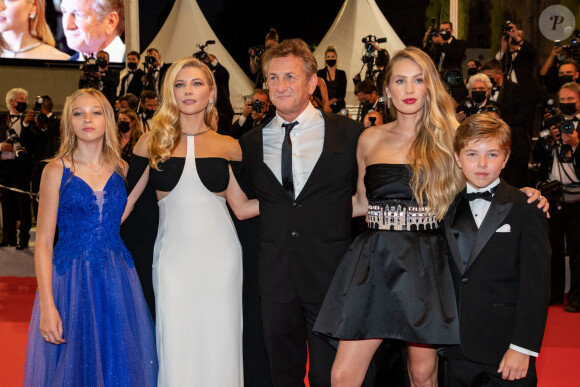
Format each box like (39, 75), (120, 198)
(549, 116), (580, 203)
(465, 178), (538, 357)
(263, 103), (324, 198)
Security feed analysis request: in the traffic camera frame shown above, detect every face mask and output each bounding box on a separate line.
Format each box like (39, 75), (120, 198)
(326, 59), (336, 68)
(144, 108), (155, 119)
(439, 31), (451, 41)
(127, 62), (138, 71)
(560, 102), (578, 116)
(118, 121), (131, 133)
(471, 91), (487, 104)
(15, 101), (27, 113)
(96, 58), (108, 68)
(559, 75), (574, 86)
(467, 68), (477, 76)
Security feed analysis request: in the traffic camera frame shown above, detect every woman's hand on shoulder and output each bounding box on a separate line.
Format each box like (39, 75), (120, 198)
(133, 131), (153, 158)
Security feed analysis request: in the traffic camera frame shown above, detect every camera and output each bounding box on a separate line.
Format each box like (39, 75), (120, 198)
(545, 115), (576, 135)
(429, 18), (439, 36)
(193, 40), (216, 62)
(144, 55), (157, 67)
(503, 20), (514, 33)
(562, 30), (580, 54)
(362, 35), (387, 60)
(33, 96), (49, 126)
(249, 45), (266, 59)
(252, 100), (265, 114)
(456, 100), (479, 117)
(7, 129), (25, 157)
(80, 54), (98, 74)
(544, 97), (558, 116)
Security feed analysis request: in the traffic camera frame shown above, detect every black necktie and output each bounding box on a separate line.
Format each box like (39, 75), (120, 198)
(281, 121), (298, 199)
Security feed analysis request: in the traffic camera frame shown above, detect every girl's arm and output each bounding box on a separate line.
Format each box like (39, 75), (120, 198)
(35, 161), (66, 344)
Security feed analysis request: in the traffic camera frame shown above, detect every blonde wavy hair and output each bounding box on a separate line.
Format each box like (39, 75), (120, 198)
(384, 46), (464, 220)
(0, 0), (56, 49)
(53, 88), (122, 174)
(148, 57), (218, 170)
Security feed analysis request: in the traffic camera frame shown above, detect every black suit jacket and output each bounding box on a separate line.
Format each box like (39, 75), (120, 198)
(119, 68), (145, 97)
(432, 37), (467, 70)
(225, 113), (273, 140)
(495, 80), (530, 129)
(240, 111), (363, 303)
(0, 114), (34, 188)
(499, 41), (541, 102)
(442, 180), (550, 365)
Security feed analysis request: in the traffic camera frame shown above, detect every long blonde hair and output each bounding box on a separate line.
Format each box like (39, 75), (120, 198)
(53, 88), (122, 173)
(148, 57), (218, 170)
(384, 46), (464, 220)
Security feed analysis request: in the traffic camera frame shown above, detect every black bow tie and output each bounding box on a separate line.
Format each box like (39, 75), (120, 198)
(128, 71), (134, 74)
(462, 187), (497, 202)
(10, 114), (20, 118)
(571, 117), (579, 122)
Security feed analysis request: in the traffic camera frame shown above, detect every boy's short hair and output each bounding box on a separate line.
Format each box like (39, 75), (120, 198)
(454, 114), (511, 155)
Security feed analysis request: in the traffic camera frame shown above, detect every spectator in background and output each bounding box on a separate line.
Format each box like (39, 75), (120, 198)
(119, 51), (145, 97)
(465, 59), (482, 84)
(226, 89), (272, 140)
(355, 79), (381, 122)
(423, 21), (467, 71)
(139, 90), (157, 133)
(117, 108), (143, 163)
(318, 46), (347, 113)
(61, 0), (126, 62)
(79, 50), (119, 107)
(142, 48), (171, 96)
(118, 93), (139, 111)
(249, 28), (278, 88)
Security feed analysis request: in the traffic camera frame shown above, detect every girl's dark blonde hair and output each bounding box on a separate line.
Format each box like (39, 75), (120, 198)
(385, 46), (464, 220)
(53, 88), (122, 174)
(148, 57), (218, 170)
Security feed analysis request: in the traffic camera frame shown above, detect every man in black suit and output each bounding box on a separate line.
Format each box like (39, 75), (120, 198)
(240, 39), (364, 386)
(0, 88), (35, 249)
(138, 91), (158, 133)
(225, 89), (272, 139)
(79, 50), (119, 108)
(119, 51), (145, 98)
(482, 59), (531, 131)
(30, 95), (60, 218)
(143, 48), (171, 96)
(354, 79), (381, 122)
(443, 114), (550, 386)
(423, 21), (467, 72)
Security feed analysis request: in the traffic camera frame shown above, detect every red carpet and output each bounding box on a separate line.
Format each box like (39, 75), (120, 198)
(1, 276), (578, 386)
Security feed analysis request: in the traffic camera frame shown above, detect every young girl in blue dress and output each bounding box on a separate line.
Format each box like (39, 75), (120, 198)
(23, 88), (158, 386)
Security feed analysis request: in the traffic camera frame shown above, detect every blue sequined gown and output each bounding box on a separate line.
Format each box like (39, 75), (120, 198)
(23, 164), (158, 386)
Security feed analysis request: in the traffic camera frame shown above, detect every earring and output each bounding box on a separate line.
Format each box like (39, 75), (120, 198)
(387, 95), (391, 109)
(209, 99), (214, 104)
(29, 13), (36, 19)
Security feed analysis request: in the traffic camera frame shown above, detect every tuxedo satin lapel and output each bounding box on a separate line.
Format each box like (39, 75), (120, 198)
(465, 184), (512, 270)
(295, 113), (335, 200)
(445, 194), (467, 272)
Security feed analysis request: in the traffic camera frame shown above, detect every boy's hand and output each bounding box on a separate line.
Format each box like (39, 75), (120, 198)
(497, 349), (529, 381)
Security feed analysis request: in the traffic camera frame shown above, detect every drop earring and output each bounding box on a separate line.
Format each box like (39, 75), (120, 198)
(387, 95), (391, 109)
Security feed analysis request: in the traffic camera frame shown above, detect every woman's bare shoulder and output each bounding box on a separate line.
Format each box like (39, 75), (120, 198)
(133, 132), (153, 157)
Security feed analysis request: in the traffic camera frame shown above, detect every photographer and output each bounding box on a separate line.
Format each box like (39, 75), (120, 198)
(533, 82), (580, 312)
(455, 73), (498, 122)
(79, 50), (119, 107)
(495, 23), (541, 104)
(138, 90), (158, 133)
(422, 21), (467, 71)
(29, 95), (60, 218)
(119, 51), (145, 98)
(142, 48), (171, 96)
(0, 88), (34, 249)
(354, 79), (381, 122)
(249, 28), (278, 88)
(352, 39), (389, 96)
(225, 89), (272, 139)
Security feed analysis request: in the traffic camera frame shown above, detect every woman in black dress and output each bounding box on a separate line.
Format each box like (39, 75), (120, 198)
(317, 45), (347, 113)
(117, 108), (143, 163)
(314, 47), (463, 387)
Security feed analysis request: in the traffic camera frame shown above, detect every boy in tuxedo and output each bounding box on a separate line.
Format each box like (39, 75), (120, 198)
(443, 114), (551, 386)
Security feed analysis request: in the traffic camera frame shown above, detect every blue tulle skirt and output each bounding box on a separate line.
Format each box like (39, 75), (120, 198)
(23, 251), (158, 386)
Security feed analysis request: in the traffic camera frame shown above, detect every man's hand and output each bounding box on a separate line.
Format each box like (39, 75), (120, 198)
(24, 111), (35, 124)
(562, 129), (580, 148)
(242, 102), (253, 118)
(455, 110), (466, 123)
(497, 349), (529, 381)
(0, 142), (14, 152)
(432, 34), (444, 45)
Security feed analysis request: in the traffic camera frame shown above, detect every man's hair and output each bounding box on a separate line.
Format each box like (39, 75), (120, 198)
(147, 48), (159, 55)
(481, 59), (503, 73)
(97, 50), (109, 60)
(354, 79), (378, 95)
(466, 73), (492, 91)
(119, 93), (139, 110)
(5, 88), (28, 111)
(92, 0), (125, 36)
(558, 58), (580, 73)
(41, 95), (54, 112)
(140, 90), (157, 104)
(440, 21), (453, 30)
(261, 38), (317, 79)
(559, 82), (580, 101)
(127, 51), (141, 60)
(454, 114), (511, 155)
(253, 89), (270, 102)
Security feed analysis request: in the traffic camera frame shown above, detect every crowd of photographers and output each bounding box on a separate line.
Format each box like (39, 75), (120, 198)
(2, 21), (580, 311)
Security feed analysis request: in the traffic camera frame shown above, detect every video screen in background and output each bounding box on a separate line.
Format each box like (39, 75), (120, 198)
(0, 0), (125, 63)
